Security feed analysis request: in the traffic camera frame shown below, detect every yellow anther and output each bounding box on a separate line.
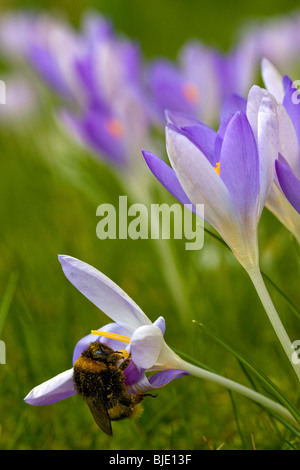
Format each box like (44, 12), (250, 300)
(214, 161), (220, 176)
(91, 330), (131, 344)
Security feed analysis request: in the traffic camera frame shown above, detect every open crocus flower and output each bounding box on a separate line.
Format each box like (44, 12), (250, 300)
(147, 38), (257, 127)
(24, 255), (298, 427)
(142, 100), (300, 381)
(24, 255), (189, 408)
(252, 59), (300, 241)
(143, 97), (278, 273)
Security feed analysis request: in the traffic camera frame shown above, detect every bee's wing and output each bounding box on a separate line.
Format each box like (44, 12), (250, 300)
(86, 397), (113, 435)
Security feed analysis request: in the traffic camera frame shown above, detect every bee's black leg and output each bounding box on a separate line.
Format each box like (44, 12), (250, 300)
(118, 354), (132, 371)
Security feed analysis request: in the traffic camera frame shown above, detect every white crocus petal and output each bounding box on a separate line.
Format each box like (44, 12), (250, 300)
(276, 104), (299, 171)
(129, 325), (164, 369)
(24, 368), (75, 405)
(266, 185), (300, 244)
(256, 92), (279, 216)
(247, 86), (266, 140)
(58, 255), (152, 332)
(261, 58), (285, 103)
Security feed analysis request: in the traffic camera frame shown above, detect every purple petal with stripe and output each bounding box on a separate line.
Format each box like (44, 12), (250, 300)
(149, 369), (189, 388)
(142, 150), (195, 212)
(181, 124), (217, 165)
(276, 156), (300, 214)
(220, 93), (247, 121)
(220, 112), (259, 222)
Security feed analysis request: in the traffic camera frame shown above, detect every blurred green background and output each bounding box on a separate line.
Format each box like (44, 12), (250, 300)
(0, 0), (299, 450)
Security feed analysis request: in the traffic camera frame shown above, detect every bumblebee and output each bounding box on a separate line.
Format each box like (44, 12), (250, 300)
(73, 341), (152, 435)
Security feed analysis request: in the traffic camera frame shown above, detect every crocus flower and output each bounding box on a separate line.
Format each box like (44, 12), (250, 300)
(24, 255), (189, 408)
(24, 255), (297, 427)
(147, 38), (257, 127)
(260, 59), (300, 241)
(23, 12), (152, 170)
(142, 96), (300, 381)
(143, 97), (277, 273)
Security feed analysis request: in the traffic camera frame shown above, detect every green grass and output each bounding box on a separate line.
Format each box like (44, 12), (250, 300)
(0, 0), (300, 450)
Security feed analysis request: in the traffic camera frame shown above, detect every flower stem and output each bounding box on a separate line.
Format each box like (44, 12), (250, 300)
(180, 359), (299, 427)
(247, 266), (300, 381)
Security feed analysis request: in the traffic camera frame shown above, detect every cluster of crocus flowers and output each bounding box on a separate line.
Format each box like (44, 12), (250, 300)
(24, 255), (297, 429)
(1, 11), (152, 171)
(143, 86), (300, 380)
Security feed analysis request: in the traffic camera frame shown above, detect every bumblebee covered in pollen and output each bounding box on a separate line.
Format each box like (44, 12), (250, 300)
(73, 341), (151, 435)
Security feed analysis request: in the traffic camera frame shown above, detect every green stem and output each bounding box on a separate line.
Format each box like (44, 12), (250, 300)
(179, 358), (298, 427)
(247, 266), (300, 382)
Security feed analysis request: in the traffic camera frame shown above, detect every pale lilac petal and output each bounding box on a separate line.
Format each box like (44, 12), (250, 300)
(153, 316), (166, 335)
(246, 85), (266, 141)
(256, 93), (279, 214)
(129, 325), (164, 369)
(277, 103), (299, 172)
(165, 125), (240, 234)
(261, 58), (285, 103)
(58, 255), (152, 332)
(276, 157), (300, 214)
(24, 369), (76, 405)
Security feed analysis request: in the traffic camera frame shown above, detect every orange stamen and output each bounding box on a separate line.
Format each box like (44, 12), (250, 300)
(182, 82), (200, 104)
(106, 118), (124, 139)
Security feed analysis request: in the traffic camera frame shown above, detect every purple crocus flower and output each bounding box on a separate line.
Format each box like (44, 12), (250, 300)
(260, 59), (300, 241)
(142, 92), (300, 380)
(143, 89), (278, 272)
(24, 255), (188, 408)
(25, 256), (298, 424)
(147, 38), (257, 127)
(23, 13), (152, 169)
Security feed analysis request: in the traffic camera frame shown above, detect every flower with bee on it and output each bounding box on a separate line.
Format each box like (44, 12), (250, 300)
(24, 255), (188, 434)
(24, 255), (298, 430)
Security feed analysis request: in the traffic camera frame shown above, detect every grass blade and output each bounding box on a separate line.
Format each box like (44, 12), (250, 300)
(193, 320), (300, 425)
